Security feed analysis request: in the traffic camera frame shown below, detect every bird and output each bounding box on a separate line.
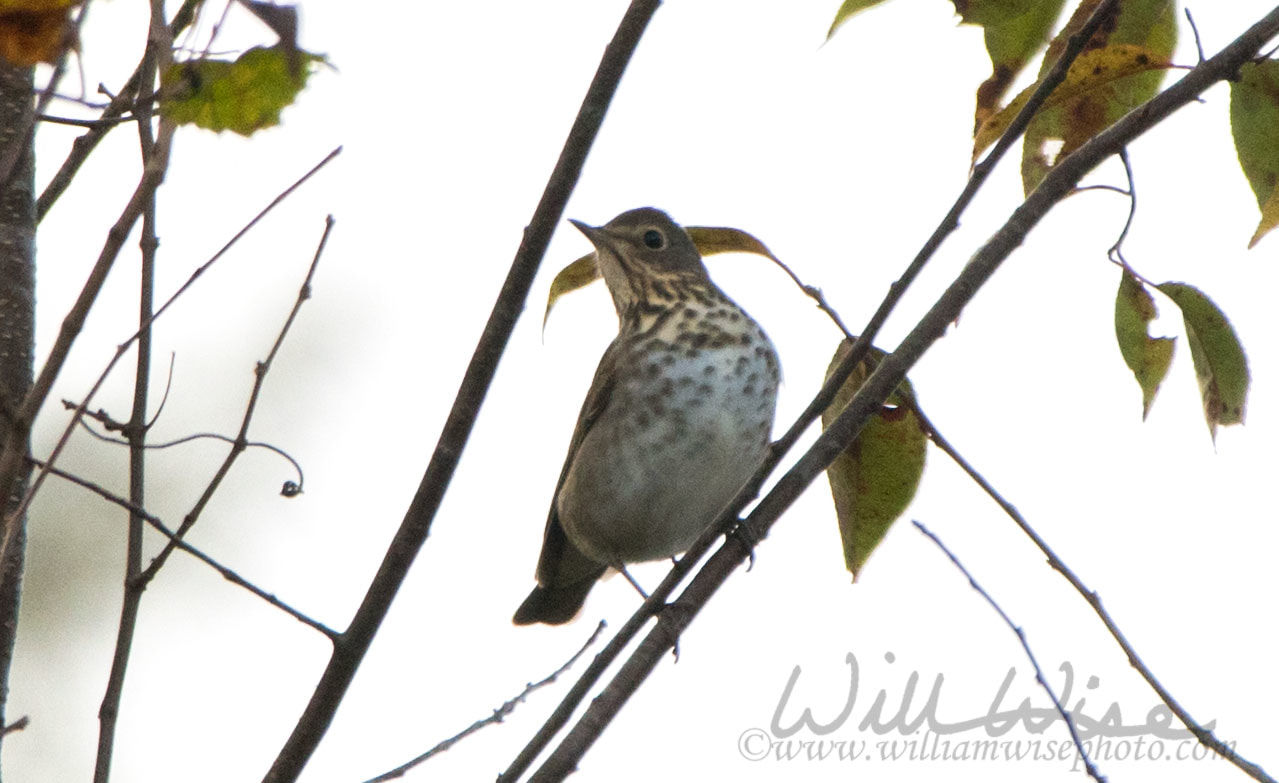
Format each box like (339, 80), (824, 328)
(513, 207), (780, 625)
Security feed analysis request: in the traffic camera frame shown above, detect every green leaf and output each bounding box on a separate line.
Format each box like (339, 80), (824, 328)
(959, 0), (1068, 134)
(543, 225), (783, 326)
(1114, 270), (1174, 420)
(1020, 0), (1176, 192)
(161, 45), (325, 135)
(826, 0), (893, 40)
(1156, 283), (1250, 440)
(821, 339), (926, 580)
(1230, 60), (1279, 248)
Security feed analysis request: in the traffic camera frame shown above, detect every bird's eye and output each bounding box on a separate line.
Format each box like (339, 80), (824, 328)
(642, 229), (665, 249)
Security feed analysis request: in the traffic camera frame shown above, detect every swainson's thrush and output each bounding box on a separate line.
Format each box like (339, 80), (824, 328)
(513, 207), (780, 625)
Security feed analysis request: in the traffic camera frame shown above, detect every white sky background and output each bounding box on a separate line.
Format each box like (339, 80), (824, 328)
(8, 1), (1278, 781)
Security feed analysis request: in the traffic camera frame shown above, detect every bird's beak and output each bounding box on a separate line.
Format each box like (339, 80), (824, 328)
(568, 218), (607, 247)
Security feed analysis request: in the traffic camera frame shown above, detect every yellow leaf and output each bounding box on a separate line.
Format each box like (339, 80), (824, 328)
(0, 0), (77, 11)
(1017, 0), (1176, 191)
(543, 253), (599, 328)
(973, 44), (1171, 161)
(0, 6), (72, 66)
(685, 225), (783, 264)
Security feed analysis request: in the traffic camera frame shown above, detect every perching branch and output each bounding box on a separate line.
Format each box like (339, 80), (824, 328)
(260, 4), (663, 780)
(523, 7), (1279, 780)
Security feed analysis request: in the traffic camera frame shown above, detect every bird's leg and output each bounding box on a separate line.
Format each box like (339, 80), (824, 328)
(618, 566), (681, 658)
(617, 565), (649, 599)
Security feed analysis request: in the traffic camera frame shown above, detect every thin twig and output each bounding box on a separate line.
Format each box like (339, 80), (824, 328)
(1073, 183), (1130, 196)
(1105, 149), (1137, 266)
(261, 4), (664, 782)
(363, 622), (607, 783)
(69, 421), (306, 493)
(503, 3), (1127, 780)
(1185, 9), (1206, 64)
(763, 252), (854, 339)
(145, 352), (176, 429)
(44, 90), (112, 108)
(93, 11), (165, 776)
(138, 214), (335, 586)
(908, 404), (1274, 783)
(31, 457), (337, 639)
(1, 716), (28, 736)
(7, 147), (339, 540)
(37, 113), (136, 129)
(521, 8), (1279, 781)
(912, 520), (1104, 783)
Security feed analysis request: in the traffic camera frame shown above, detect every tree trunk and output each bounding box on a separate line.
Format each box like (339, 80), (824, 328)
(0, 58), (36, 767)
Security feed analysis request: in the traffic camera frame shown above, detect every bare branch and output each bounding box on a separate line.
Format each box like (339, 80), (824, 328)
(912, 520), (1104, 783)
(363, 622), (606, 783)
(0, 115), (176, 567)
(1105, 148), (1137, 266)
(910, 406), (1274, 782)
(93, 10), (166, 774)
(6, 147), (339, 542)
(69, 421), (307, 494)
(33, 457), (337, 639)
(36, 113), (136, 129)
(138, 214), (336, 585)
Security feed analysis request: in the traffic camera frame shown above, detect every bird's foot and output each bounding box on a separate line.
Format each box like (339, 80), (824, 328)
(729, 519), (759, 572)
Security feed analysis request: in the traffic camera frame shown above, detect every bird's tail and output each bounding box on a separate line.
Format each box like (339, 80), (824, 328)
(512, 575), (601, 625)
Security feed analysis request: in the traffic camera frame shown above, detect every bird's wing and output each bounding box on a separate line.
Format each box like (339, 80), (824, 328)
(532, 338), (622, 588)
